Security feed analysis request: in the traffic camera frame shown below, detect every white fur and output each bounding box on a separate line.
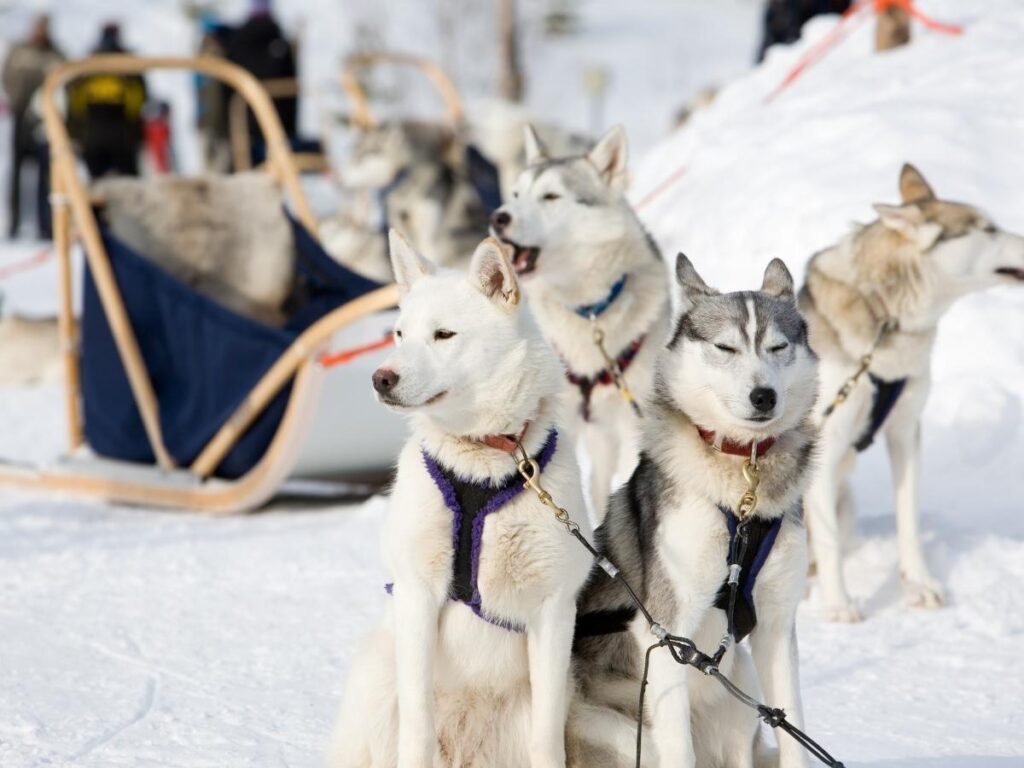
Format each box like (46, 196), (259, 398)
(329, 233), (593, 768)
(493, 125), (670, 521)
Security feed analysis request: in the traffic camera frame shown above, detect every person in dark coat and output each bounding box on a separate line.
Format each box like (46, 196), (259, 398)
(225, 0), (298, 152)
(2, 15), (64, 238)
(758, 0), (853, 61)
(67, 23), (148, 179)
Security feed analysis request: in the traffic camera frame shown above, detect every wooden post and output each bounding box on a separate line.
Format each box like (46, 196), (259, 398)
(877, 5), (911, 51)
(498, 0), (524, 102)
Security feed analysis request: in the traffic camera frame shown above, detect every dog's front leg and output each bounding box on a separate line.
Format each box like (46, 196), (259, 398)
(393, 580), (441, 768)
(644, 645), (695, 767)
(750, 622), (807, 768)
(527, 594), (575, 768)
(804, 461), (859, 621)
(884, 392), (943, 608)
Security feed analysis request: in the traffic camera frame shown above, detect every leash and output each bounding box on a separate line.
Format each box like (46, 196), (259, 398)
(822, 316), (898, 418)
(511, 439), (846, 768)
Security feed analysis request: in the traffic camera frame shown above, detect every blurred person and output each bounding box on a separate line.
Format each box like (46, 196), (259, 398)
(67, 23), (148, 179)
(225, 0), (298, 153)
(194, 12), (235, 171)
(2, 14), (64, 239)
(758, 0), (853, 61)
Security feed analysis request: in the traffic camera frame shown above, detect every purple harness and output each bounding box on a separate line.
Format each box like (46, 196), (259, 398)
(389, 429), (559, 633)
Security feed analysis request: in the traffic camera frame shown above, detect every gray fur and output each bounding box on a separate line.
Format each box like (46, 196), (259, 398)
(95, 173), (294, 325)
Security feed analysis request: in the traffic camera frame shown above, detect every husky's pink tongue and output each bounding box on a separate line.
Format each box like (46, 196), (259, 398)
(512, 246), (540, 275)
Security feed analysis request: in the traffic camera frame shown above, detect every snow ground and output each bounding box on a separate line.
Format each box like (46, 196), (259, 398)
(2, 0), (1024, 766)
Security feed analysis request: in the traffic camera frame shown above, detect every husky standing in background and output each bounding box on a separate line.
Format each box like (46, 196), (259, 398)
(321, 120), (492, 282)
(490, 125), (670, 520)
(801, 164), (1024, 622)
(573, 255), (819, 768)
(329, 232), (593, 768)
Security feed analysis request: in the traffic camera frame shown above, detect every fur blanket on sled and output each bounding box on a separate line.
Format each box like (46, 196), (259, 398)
(95, 172), (295, 325)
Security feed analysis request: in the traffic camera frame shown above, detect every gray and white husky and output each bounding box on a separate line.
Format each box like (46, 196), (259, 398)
(574, 255), (819, 768)
(322, 121), (491, 282)
(801, 164), (1024, 621)
(490, 125), (670, 521)
(329, 232), (593, 768)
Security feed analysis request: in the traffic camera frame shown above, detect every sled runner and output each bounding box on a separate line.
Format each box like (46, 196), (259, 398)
(0, 55), (404, 513)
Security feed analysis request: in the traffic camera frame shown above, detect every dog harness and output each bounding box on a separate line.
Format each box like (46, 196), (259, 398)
(407, 429), (559, 632)
(853, 373), (907, 452)
(566, 335), (646, 421)
(714, 507), (783, 643)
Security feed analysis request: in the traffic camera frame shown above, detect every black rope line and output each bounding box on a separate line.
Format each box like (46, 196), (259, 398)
(572, 526), (845, 768)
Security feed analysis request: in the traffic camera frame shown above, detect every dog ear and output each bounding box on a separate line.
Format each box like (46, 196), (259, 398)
(675, 253), (716, 310)
(523, 124), (548, 166)
(469, 238), (520, 311)
(899, 163), (935, 203)
(388, 229), (435, 292)
(761, 258), (795, 300)
(873, 203), (943, 251)
(586, 125), (628, 192)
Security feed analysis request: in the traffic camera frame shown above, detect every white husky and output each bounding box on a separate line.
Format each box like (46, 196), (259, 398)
(329, 232), (593, 768)
(800, 164), (1024, 621)
(490, 125), (670, 521)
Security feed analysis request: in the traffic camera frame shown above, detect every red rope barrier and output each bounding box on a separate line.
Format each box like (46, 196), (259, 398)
(319, 334), (394, 368)
(632, 164), (688, 212)
(765, 0), (962, 104)
(0, 247), (53, 282)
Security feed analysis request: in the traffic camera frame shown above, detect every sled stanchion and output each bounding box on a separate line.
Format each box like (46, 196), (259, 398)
(50, 172), (82, 451)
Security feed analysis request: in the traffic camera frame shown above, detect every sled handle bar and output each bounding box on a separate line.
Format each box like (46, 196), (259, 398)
(340, 50), (464, 130)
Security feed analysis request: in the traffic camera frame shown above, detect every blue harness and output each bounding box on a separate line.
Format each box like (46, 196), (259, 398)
(854, 373), (907, 452)
(714, 507), (783, 643)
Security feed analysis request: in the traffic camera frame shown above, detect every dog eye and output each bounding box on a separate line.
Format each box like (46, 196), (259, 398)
(768, 342), (789, 353)
(541, 192), (561, 202)
(714, 343), (737, 354)
(434, 329), (456, 341)
(394, 329), (403, 339)
(983, 223), (997, 233)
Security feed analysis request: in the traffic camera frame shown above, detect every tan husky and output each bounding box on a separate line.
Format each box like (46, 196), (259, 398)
(800, 164), (1024, 622)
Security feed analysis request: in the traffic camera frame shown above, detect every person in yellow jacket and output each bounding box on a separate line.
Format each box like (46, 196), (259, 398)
(66, 23), (148, 179)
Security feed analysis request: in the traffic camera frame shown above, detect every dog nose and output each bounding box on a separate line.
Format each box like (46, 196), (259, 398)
(372, 368), (399, 395)
(490, 209), (511, 231)
(749, 387), (777, 413)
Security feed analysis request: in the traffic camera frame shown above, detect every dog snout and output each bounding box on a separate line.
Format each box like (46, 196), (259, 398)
(372, 368), (400, 395)
(490, 209), (511, 233)
(749, 386), (777, 413)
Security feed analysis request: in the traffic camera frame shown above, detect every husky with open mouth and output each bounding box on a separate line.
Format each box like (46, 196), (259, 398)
(573, 255), (820, 768)
(489, 125), (670, 521)
(800, 163), (1024, 622)
(329, 232), (594, 767)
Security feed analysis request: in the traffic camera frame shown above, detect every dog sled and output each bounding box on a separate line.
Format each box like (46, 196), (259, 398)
(0, 55), (405, 514)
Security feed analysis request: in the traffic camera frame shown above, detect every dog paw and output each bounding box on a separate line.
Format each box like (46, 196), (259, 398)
(821, 602), (863, 623)
(903, 576), (945, 609)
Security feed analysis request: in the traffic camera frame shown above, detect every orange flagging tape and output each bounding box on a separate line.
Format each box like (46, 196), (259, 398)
(0, 247), (53, 282)
(319, 334), (394, 368)
(632, 164), (688, 212)
(766, 0), (962, 103)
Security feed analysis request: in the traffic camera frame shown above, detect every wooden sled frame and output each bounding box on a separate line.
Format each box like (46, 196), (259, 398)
(228, 76), (331, 174)
(340, 50), (464, 130)
(0, 55), (399, 513)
